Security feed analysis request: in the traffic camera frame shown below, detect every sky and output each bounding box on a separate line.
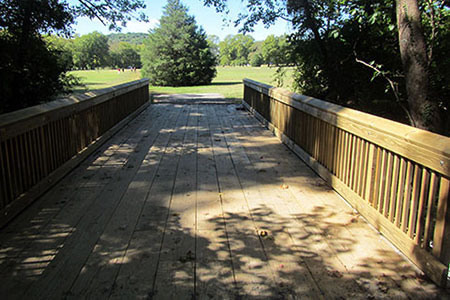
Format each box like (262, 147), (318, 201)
(73, 0), (292, 41)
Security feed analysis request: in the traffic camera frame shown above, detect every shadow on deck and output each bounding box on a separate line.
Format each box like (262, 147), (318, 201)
(0, 96), (447, 299)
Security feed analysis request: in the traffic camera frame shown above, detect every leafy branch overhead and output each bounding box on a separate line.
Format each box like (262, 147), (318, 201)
(202, 0), (449, 135)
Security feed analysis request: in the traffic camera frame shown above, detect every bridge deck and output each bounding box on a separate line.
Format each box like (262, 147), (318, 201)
(0, 100), (445, 299)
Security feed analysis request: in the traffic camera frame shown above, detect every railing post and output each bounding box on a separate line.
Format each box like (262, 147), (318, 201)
(433, 177), (450, 268)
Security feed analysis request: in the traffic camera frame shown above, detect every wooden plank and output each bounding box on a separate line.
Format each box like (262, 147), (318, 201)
(408, 166), (422, 238)
(0, 106), (153, 238)
(242, 100), (448, 287)
(382, 151), (394, 217)
(0, 101), (150, 228)
(423, 173), (438, 249)
(373, 147), (384, 210)
(195, 105), (236, 299)
(401, 162), (414, 232)
(432, 176), (450, 264)
(0, 80), (149, 142)
(358, 140), (367, 197)
(20, 105), (163, 299)
(218, 106), (315, 297)
(152, 105), (198, 299)
(68, 105), (181, 299)
(395, 158), (407, 227)
(243, 79), (450, 177)
(388, 155), (400, 222)
(335, 129), (343, 181)
(351, 136), (361, 193)
(207, 105), (276, 297)
(221, 107), (359, 299)
(364, 143), (376, 203)
(110, 105), (191, 299)
(0, 105), (160, 299)
(415, 168), (430, 244)
(359, 140), (368, 198)
(232, 106), (417, 298)
(348, 134), (357, 190)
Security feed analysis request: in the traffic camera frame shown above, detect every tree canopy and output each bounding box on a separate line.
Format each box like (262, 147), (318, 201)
(203, 0), (449, 135)
(218, 34), (254, 66)
(0, 0), (146, 113)
(141, 0), (216, 86)
(72, 32), (110, 69)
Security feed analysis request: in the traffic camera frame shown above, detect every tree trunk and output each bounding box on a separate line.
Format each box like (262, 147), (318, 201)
(396, 0), (439, 131)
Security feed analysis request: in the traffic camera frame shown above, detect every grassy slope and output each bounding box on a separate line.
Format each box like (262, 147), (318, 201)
(70, 66), (294, 99)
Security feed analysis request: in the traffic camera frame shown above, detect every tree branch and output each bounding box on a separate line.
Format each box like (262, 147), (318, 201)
(354, 52), (415, 126)
(78, 0), (106, 26)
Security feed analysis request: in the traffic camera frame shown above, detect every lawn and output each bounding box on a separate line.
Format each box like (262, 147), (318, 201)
(69, 66), (294, 99)
(70, 69), (141, 92)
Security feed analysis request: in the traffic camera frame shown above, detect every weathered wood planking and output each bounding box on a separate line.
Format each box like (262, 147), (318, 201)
(0, 79), (149, 227)
(243, 79), (450, 287)
(0, 100), (447, 299)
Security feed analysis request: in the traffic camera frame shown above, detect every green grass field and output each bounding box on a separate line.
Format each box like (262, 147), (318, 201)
(69, 66), (294, 99)
(70, 69), (141, 92)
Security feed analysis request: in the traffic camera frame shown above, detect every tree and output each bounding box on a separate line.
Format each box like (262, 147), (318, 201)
(203, 0), (449, 134)
(0, 0), (146, 113)
(261, 34), (290, 66)
(395, 0), (436, 130)
(107, 32), (148, 45)
(110, 42), (141, 68)
(249, 52), (264, 67)
(141, 0), (216, 86)
(207, 34), (220, 60)
(43, 35), (74, 70)
(218, 34), (254, 66)
(72, 32), (109, 69)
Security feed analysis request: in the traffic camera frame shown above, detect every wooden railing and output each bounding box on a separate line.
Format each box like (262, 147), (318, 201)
(243, 78), (450, 287)
(0, 79), (150, 227)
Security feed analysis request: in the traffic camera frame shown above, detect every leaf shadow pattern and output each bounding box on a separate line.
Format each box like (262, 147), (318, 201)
(0, 102), (448, 300)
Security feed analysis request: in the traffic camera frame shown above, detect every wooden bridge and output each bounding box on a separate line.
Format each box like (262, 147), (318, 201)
(0, 80), (449, 299)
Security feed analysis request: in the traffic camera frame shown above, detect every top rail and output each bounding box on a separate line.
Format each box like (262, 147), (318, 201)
(0, 79), (149, 142)
(243, 78), (450, 287)
(0, 79), (150, 226)
(244, 78), (450, 177)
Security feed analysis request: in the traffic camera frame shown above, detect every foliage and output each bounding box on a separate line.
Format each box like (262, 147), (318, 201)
(0, 0), (74, 113)
(110, 42), (141, 68)
(43, 34), (74, 70)
(203, 0), (450, 134)
(107, 32), (148, 45)
(141, 0), (216, 86)
(261, 34), (291, 66)
(218, 34), (254, 66)
(249, 52), (264, 67)
(72, 32), (109, 69)
(0, 0), (146, 113)
(207, 34), (220, 60)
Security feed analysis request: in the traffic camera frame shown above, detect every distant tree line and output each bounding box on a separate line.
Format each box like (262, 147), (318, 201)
(44, 32), (142, 71)
(213, 34), (292, 67)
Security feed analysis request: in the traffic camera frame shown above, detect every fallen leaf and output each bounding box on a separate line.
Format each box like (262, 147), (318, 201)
(326, 270), (343, 278)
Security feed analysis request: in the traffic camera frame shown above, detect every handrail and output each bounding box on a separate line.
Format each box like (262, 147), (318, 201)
(0, 79), (150, 227)
(243, 78), (450, 287)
